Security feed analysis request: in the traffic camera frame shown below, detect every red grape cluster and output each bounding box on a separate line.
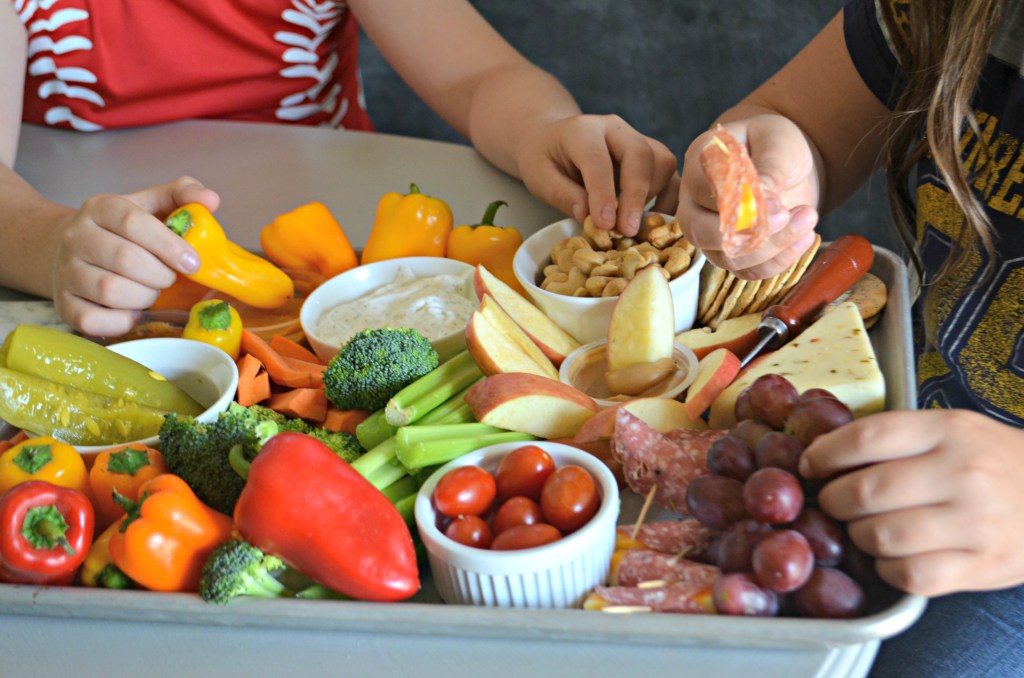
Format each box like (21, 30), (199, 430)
(686, 373), (869, 619)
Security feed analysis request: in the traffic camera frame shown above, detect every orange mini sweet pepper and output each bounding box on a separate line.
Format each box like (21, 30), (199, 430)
(260, 201), (358, 279)
(361, 184), (453, 264)
(88, 443), (168, 531)
(446, 200), (525, 295)
(165, 203), (294, 309)
(108, 473), (233, 593)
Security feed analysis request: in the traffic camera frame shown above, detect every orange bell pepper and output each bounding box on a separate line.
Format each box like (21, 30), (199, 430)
(260, 202), (358, 279)
(446, 200), (525, 295)
(361, 184), (453, 264)
(88, 444), (168, 531)
(108, 474), (233, 592)
(0, 436), (90, 498)
(165, 203), (295, 309)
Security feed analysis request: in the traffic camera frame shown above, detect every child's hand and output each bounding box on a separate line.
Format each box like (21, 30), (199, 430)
(678, 114), (820, 279)
(52, 176), (219, 337)
(515, 113), (679, 237)
(799, 409), (1024, 596)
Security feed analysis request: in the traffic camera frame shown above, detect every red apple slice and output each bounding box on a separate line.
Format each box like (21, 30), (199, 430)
(574, 396), (708, 444)
(474, 265), (580, 366)
(465, 372), (599, 439)
(465, 310), (558, 379)
(675, 312), (760, 360)
(478, 294), (558, 379)
(606, 265), (675, 373)
(683, 348), (742, 420)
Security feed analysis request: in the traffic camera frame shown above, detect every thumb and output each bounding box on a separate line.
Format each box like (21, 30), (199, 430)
(125, 176), (221, 218)
(745, 118), (816, 196)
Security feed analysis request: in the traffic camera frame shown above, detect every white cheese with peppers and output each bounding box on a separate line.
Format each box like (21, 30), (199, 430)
(316, 266), (478, 348)
(708, 301), (886, 428)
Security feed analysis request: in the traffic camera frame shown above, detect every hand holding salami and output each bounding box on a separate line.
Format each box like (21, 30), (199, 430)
(699, 125), (771, 259)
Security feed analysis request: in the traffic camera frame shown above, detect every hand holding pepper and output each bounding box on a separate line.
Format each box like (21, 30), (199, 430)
(165, 203), (294, 309)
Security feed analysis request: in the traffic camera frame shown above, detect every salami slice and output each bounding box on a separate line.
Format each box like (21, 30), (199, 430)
(699, 125), (770, 258)
(591, 581), (714, 614)
(616, 519), (716, 560)
(613, 549), (720, 588)
(612, 409), (726, 513)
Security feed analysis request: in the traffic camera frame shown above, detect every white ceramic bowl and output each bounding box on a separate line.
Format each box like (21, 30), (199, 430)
(513, 216), (706, 345)
(300, 257), (478, 364)
(415, 441), (619, 609)
(560, 340), (700, 409)
(74, 337), (239, 459)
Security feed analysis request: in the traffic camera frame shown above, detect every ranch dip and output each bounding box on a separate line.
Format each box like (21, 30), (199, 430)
(316, 266), (478, 347)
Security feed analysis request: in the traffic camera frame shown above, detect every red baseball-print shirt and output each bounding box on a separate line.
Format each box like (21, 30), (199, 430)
(12, 0), (374, 132)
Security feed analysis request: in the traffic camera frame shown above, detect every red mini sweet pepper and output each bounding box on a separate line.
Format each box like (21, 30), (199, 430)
(0, 480), (94, 586)
(233, 431), (420, 602)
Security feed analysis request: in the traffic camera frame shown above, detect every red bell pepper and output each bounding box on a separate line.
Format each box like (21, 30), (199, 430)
(0, 480), (94, 585)
(233, 431), (420, 601)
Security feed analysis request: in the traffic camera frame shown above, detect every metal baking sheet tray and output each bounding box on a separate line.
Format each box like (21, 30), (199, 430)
(0, 246), (926, 678)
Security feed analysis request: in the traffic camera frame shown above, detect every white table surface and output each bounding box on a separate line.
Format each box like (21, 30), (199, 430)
(1, 120), (916, 678)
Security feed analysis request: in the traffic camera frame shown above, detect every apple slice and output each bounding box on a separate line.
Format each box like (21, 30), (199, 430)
(683, 348), (742, 420)
(675, 312), (760, 360)
(465, 372), (599, 439)
(606, 265), (675, 374)
(474, 265), (580, 366)
(478, 294), (558, 378)
(574, 396), (708, 444)
(465, 310), (559, 379)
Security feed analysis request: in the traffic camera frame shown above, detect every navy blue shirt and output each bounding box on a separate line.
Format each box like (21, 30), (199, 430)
(845, 0), (1024, 425)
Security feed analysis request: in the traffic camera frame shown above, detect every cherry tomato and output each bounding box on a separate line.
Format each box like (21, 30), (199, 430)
(491, 523), (562, 551)
(494, 445), (556, 502)
(444, 514), (493, 549)
(432, 465), (497, 518)
(491, 496), (545, 535)
(540, 464), (599, 534)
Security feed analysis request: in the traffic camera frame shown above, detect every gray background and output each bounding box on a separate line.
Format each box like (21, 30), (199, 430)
(357, 0), (901, 254)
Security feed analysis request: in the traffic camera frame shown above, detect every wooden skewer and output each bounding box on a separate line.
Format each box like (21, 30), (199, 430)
(630, 483), (658, 541)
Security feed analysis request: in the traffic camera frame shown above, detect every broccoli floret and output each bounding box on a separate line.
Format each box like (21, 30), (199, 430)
(243, 403), (365, 463)
(323, 328), (439, 412)
(199, 540), (289, 605)
(158, 406), (280, 515)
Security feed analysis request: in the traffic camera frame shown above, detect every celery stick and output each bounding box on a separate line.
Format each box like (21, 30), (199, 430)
(380, 475), (419, 504)
(394, 492), (418, 528)
(355, 409), (396, 450)
(384, 350), (483, 427)
(396, 422), (506, 449)
(416, 378), (481, 425)
(398, 431), (537, 470)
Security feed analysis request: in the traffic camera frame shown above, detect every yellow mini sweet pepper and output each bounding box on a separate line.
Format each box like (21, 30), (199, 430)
(81, 520), (136, 589)
(260, 201), (358, 279)
(165, 203), (294, 309)
(0, 435), (90, 498)
(183, 299), (243, 361)
(446, 200), (525, 295)
(361, 183), (453, 264)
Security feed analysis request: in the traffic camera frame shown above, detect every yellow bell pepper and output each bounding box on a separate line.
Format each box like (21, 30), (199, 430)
(0, 435), (90, 498)
(183, 299), (243, 361)
(165, 203), (294, 309)
(361, 184), (453, 264)
(260, 201), (358, 279)
(446, 200), (525, 295)
(108, 473), (233, 593)
(81, 520), (136, 588)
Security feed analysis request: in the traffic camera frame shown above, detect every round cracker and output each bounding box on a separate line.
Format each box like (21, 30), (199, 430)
(698, 261), (727, 319)
(731, 278), (763, 319)
(700, 272), (738, 326)
(824, 272), (888, 320)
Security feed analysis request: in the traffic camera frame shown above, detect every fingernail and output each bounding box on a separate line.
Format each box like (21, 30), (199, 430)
(601, 206), (616, 226)
(626, 210), (642, 234)
(181, 250), (201, 274)
(571, 203), (584, 223)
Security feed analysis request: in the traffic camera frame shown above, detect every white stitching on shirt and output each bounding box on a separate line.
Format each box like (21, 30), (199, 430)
(17, 0), (103, 131)
(274, 0), (349, 126)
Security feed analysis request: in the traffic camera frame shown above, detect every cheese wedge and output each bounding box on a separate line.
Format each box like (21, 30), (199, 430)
(708, 301), (886, 429)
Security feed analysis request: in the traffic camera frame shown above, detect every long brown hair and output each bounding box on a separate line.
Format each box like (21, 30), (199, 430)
(882, 0), (1006, 280)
